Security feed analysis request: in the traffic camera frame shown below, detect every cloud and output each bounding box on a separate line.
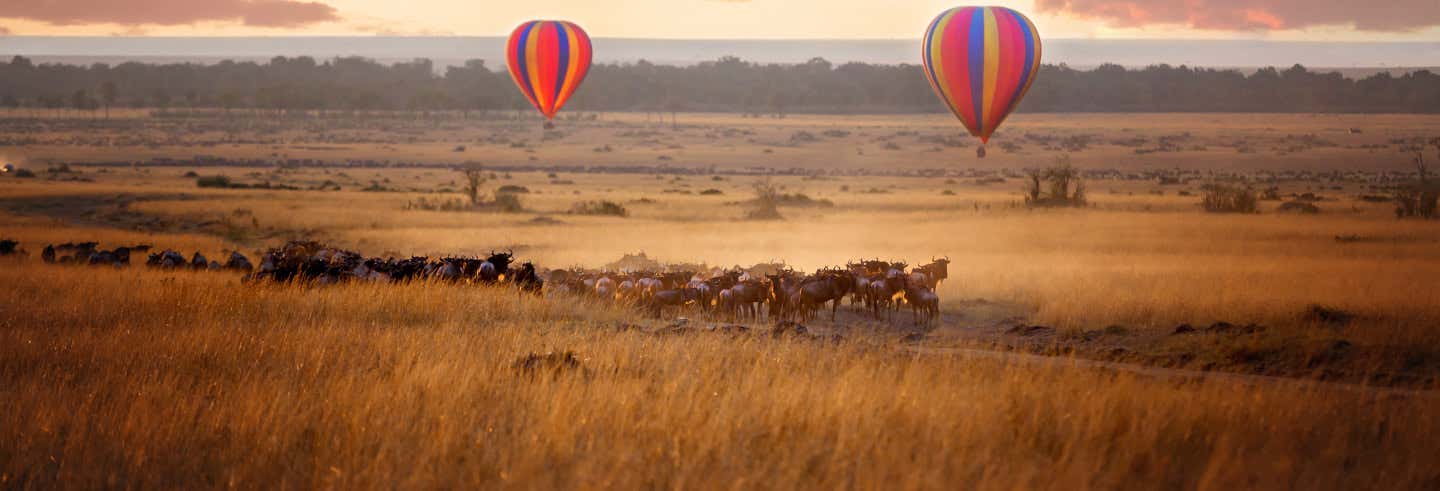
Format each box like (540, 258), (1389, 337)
(1034, 0), (1440, 31)
(0, 0), (340, 28)
(0, 25), (10, 35)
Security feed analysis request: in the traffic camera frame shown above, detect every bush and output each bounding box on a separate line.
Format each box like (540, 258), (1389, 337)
(772, 193), (834, 207)
(570, 200), (628, 217)
(1022, 158), (1086, 208)
(13, 169), (36, 178)
(497, 185), (531, 194)
(492, 193), (526, 213)
(196, 175), (233, 188)
(746, 179), (784, 220)
(699, 188), (724, 195)
(1202, 184), (1259, 213)
(404, 197), (469, 211)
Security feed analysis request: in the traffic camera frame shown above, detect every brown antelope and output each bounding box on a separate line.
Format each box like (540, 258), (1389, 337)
(794, 270), (855, 322)
(903, 277), (940, 326)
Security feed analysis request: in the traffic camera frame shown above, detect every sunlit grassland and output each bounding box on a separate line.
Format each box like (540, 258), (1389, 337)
(1, 262), (1436, 489)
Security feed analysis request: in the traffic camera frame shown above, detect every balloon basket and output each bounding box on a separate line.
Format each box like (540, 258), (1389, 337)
(543, 121), (556, 130)
(976, 145), (987, 159)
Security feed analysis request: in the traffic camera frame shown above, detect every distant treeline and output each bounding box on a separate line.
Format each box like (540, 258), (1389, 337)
(2, 55), (1438, 115)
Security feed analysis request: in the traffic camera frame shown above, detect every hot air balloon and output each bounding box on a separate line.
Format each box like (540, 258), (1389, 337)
(506, 20), (592, 129)
(921, 6), (1042, 158)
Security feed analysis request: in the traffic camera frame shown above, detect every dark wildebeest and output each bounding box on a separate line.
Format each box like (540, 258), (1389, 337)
(0, 239), (20, 256)
(87, 246), (131, 268)
(432, 258), (463, 281)
(224, 251), (254, 272)
(649, 287), (697, 317)
(765, 272), (803, 321)
(512, 262), (544, 294)
(48, 242), (98, 264)
(869, 272), (907, 321)
(795, 269), (855, 322)
(914, 257), (950, 290)
(477, 250), (514, 283)
(903, 278), (940, 326)
(148, 250), (188, 269)
(595, 276), (617, 300)
(725, 277), (769, 322)
(190, 252), (210, 270)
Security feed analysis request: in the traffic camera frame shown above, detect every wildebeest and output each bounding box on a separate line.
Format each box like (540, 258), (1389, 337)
(793, 269), (855, 321)
(512, 262), (544, 294)
(87, 246), (132, 268)
(0, 239), (21, 257)
(595, 276), (616, 299)
(44, 242), (98, 264)
(648, 287), (696, 317)
(476, 250), (514, 283)
(148, 250), (188, 268)
(914, 257), (951, 289)
(190, 252), (210, 270)
(903, 277), (940, 325)
(224, 251), (254, 272)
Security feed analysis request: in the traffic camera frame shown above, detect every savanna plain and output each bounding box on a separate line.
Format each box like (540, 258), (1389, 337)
(2, 111), (1439, 489)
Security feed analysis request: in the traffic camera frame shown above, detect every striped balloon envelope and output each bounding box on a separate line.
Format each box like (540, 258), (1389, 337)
(506, 20), (593, 127)
(922, 6), (1042, 146)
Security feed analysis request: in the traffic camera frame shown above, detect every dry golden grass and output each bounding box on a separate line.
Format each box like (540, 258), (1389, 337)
(4, 112), (1440, 487)
(5, 164), (1440, 379)
(2, 262), (1437, 490)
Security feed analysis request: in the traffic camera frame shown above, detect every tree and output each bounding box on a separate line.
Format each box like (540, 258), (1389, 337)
(70, 89), (95, 117)
(459, 163), (488, 206)
(1024, 155), (1086, 208)
(99, 81), (117, 120)
(151, 89), (170, 109)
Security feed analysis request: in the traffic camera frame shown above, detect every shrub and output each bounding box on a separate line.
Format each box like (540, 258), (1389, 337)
(570, 200), (628, 217)
(699, 189), (724, 195)
(403, 197), (469, 211)
(1201, 184), (1259, 213)
(1023, 157), (1086, 208)
(497, 185), (531, 194)
(745, 179), (783, 220)
(491, 193), (526, 213)
(196, 175), (233, 188)
(14, 169), (36, 178)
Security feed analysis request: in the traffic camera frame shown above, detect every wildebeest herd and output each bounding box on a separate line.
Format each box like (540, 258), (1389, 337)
(31, 241), (255, 271)
(549, 257), (949, 325)
(11, 239), (544, 293)
(5, 237), (947, 325)
(241, 240), (543, 293)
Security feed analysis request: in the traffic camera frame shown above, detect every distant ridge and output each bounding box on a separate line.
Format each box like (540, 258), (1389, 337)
(2, 36), (1438, 74)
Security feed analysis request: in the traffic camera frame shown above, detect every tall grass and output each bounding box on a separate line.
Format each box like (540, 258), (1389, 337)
(0, 263), (1437, 489)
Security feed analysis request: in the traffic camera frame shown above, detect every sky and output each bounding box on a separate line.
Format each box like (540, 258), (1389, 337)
(1, 0), (1439, 41)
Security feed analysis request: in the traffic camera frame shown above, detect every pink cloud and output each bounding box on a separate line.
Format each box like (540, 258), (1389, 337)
(0, 25), (10, 35)
(1035, 0), (1440, 31)
(0, 0), (340, 28)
